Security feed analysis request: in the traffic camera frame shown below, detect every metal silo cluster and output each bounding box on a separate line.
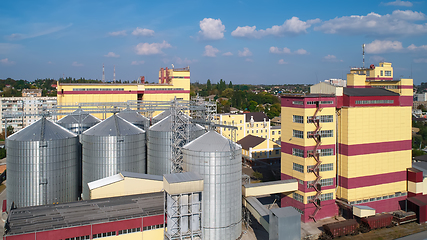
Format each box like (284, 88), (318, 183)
(151, 110), (170, 125)
(182, 131), (242, 240)
(6, 118), (80, 209)
(81, 114), (146, 199)
(117, 108), (150, 130)
(57, 108), (101, 134)
(147, 115), (205, 175)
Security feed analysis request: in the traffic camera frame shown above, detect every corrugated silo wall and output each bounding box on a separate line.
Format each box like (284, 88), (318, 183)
(81, 133), (146, 200)
(147, 130), (172, 175)
(6, 137), (80, 209)
(182, 148), (242, 240)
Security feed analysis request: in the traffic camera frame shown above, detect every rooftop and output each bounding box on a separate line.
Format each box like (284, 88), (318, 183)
(343, 88), (399, 97)
(237, 135), (266, 150)
(5, 192), (164, 236)
(245, 112), (269, 122)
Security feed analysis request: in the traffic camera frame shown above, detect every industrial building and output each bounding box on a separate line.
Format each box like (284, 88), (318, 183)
(56, 67), (190, 119)
(281, 62), (413, 222)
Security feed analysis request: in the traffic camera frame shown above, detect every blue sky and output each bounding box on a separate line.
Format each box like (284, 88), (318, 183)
(1, 0), (426, 84)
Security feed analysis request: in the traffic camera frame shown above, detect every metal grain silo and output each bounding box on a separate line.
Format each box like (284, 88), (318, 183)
(147, 115), (205, 175)
(81, 114), (146, 200)
(151, 110), (170, 125)
(57, 108), (101, 134)
(117, 108), (150, 130)
(6, 118), (79, 209)
(182, 131), (242, 240)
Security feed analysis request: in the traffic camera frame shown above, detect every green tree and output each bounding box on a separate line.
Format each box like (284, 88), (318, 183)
(206, 79), (212, 92)
(228, 81), (233, 89)
(221, 88), (234, 99)
(248, 101), (258, 112)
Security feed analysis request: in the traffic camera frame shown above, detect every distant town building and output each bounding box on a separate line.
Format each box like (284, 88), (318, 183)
(324, 78), (346, 87)
(237, 135), (280, 165)
(22, 89), (42, 97)
(0, 96), (57, 130)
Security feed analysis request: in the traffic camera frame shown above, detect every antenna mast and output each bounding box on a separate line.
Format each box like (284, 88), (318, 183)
(362, 44), (365, 68)
(102, 63), (105, 82)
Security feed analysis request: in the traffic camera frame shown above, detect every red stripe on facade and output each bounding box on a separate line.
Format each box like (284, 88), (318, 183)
(144, 90), (190, 94)
(281, 96), (336, 108)
(143, 215), (164, 227)
(366, 77), (394, 81)
(408, 192), (423, 198)
(36, 225), (92, 240)
(408, 168), (424, 183)
(4, 233), (35, 240)
(62, 90), (143, 95)
(400, 96), (413, 106)
(338, 171), (406, 189)
(400, 85), (413, 89)
(281, 142), (336, 158)
(342, 95), (400, 107)
(92, 218), (142, 235)
(281, 195), (338, 222)
(338, 140), (411, 156)
(355, 196), (406, 213)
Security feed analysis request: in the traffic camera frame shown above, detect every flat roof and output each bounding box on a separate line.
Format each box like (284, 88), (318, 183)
(343, 88), (399, 96)
(121, 171), (163, 181)
(281, 94), (335, 98)
(5, 192), (164, 236)
(244, 179), (297, 188)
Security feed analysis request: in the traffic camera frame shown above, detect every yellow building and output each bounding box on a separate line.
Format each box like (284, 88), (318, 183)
(237, 135), (281, 165)
(281, 62), (413, 222)
(57, 67), (190, 119)
(216, 112), (281, 143)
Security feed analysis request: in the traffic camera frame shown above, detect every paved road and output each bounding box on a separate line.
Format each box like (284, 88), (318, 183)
(396, 230), (427, 240)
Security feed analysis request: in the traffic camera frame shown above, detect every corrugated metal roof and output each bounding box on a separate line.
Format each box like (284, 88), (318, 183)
(57, 109), (101, 124)
(343, 87), (399, 96)
(117, 109), (149, 123)
(87, 174), (124, 190)
(82, 114), (145, 136)
(149, 115), (204, 132)
(183, 131), (241, 152)
(153, 110), (170, 120)
(163, 172), (203, 184)
(7, 118), (77, 141)
(121, 171), (163, 181)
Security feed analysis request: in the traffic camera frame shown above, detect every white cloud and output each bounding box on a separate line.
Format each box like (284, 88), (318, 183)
(322, 55), (343, 62)
(108, 30), (127, 36)
(231, 17), (320, 38)
(245, 58), (253, 62)
(72, 61), (83, 67)
(269, 46), (291, 54)
(222, 52), (233, 56)
(384, 0), (413, 7)
(135, 41), (171, 55)
(47, 61), (53, 64)
(278, 59), (288, 64)
(365, 40), (403, 53)
(132, 27), (155, 37)
(131, 61), (145, 65)
(198, 18), (225, 40)
(315, 10), (427, 36)
(238, 47), (252, 57)
(175, 57), (197, 65)
(269, 46), (307, 54)
(0, 58), (15, 65)
(6, 23), (73, 40)
(0, 43), (22, 54)
(408, 44), (427, 51)
(414, 58), (427, 63)
(203, 45), (219, 57)
(104, 52), (120, 58)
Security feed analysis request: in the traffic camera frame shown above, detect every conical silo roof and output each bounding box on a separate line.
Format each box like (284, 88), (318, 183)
(183, 131), (241, 152)
(117, 109), (149, 123)
(82, 114), (145, 136)
(57, 109), (101, 125)
(150, 115), (204, 132)
(153, 110), (170, 121)
(7, 118), (76, 141)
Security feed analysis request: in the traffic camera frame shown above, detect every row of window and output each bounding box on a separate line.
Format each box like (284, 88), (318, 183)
(307, 148), (334, 157)
(65, 236), (90, 240)
(292, 100), (334, 106)
(143, 223), (164, 231)
(355, 100), (394, 105)
(307, 130), (333, 138)
(307, 115), (333, 123)
(372, 85), (398, 89)
(92, 227), (142, 239)
(93, 231), (117, 239)
(293, 163), (304, 173)
(308, 192), (334, 202)
(119, 228), (142, 235)
(307, 178), (334, 188)
(293, 193), (304, 203)
(73, 88), (125, 91)
(147, 88), (184, 91)
(293, 162), (334, 173)
(253, 150), (280, 157)
(349, 192), (406, 205)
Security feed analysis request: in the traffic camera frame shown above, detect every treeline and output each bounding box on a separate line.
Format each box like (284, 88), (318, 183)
(192, 79), (281, 118)
(412, 120), (427, 157)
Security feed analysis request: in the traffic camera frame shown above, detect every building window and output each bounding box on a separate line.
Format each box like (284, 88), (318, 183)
(307, 178), (334, 188)
(307, 148), (334, 157)
(247, 130), (249, 134)
(256, 124), (258, 127)
(355, 100), (394, 104)
(292, 101), (303, 105)
(293, 130), (304, 139)
(307, 130), (333, 138)
(320, 101), (333, 104)
(278, 131), (281, 134)
(272, 131), (275, 135)
(366, 71), (370, 76)
(307, 115), (333, 123)
(380, 70), (383, 76)
(293, 115), (304, 123)
(260, 130), (263, 133)
(252, 130), (254, 133)
(293, 193), (304, 203)
(292, 148), (304, 157)
(240, 127), (242, 130)
(256, 130), (258, 133)
(308, 192), (334, 202)
(275, 150), (279, 154)
(385, 71), (391, 76)
(293, 163), (304, 173)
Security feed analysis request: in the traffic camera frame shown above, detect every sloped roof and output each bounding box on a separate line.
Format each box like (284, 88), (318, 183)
(88, 174), (124, 190)
(237, 135), (265, 150)
(57, 109), (101, 125)
(82, 114), (145, 136)
(149, 115), (204, 132)
(245, 112), (269, 122)
(163, 172), (203, 184)
(8, 118), (76, 141)
(117, 109), (149, 123)
(121, 171), (163, 181)
(343, 88), (399, 96)
(183, 131), (241, 152)
(153, 110), (170, 120)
